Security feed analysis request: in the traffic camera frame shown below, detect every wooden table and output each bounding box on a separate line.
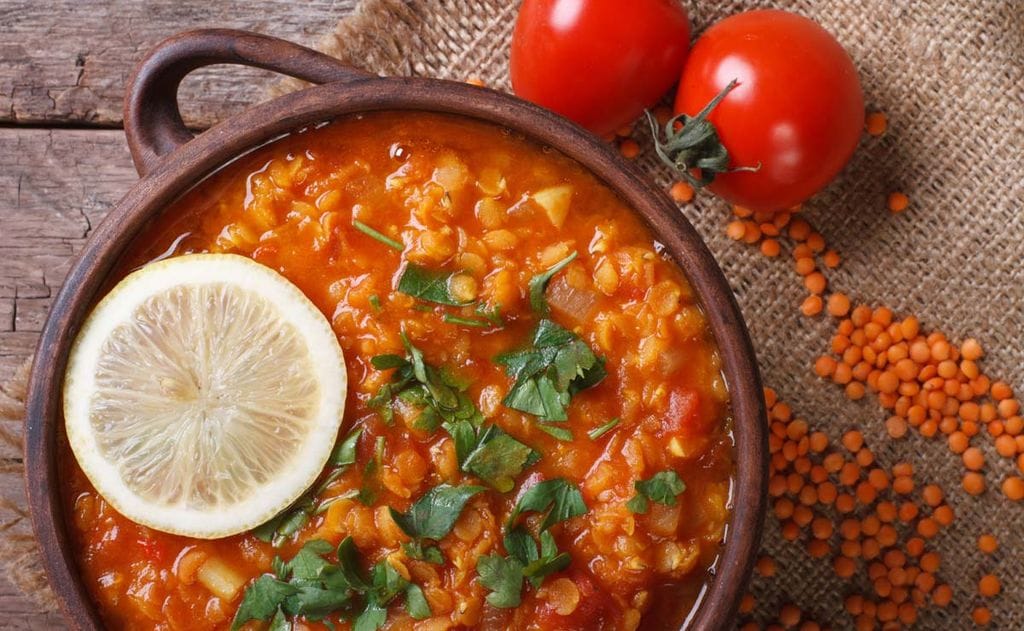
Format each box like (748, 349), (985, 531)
(0, 1), (356, 626)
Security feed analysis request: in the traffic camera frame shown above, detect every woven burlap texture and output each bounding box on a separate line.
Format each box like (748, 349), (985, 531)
(3, 0), (1022, 628)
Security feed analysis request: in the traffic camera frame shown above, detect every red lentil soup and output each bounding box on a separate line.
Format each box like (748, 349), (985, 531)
(62, 112), (733, 630)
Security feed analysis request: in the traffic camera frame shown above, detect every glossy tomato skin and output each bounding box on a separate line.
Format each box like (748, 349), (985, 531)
(675, 9), (864, 211)
(511, 0), (690, 136)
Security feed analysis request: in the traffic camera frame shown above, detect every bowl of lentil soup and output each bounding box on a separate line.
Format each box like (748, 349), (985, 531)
(25, 30), (767, 631)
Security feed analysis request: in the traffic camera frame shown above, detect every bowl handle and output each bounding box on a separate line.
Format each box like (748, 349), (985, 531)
(124, 28), (371, 176)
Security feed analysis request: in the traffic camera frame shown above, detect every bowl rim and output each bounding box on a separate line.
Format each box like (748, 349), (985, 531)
(24, 75), (767, 631)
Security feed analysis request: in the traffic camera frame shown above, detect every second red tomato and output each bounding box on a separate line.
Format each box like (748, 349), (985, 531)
(511, 0), (691, 136)
(673, 10), (864, 211)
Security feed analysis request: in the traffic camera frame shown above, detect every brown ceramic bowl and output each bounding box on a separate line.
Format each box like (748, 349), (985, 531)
(24, 29), (767, 631)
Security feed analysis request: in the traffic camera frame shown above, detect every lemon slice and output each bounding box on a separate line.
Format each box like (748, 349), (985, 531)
(63, 253), (347, 539)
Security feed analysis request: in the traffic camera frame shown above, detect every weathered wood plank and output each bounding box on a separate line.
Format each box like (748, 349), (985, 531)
(0, 129), (135, 390)
(0, 0), (357, 127)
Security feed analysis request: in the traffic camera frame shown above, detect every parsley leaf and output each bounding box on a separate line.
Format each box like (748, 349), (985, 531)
(397, 263), (472, 306)
(357, 436), (385, 505)
(478, 529), (572, 608)
(253, 426), (363, 546)
(403, 541), (444, 564)
(405, 584), (432, 619)
(627, 470), (686, 514)
(528, 251), (577, 314)
(477, 554), (525, 608)
(232, 576), (299, 630)
(502, 527), (540, 567)
(587, 418), (620, 440)
(353, 601), (387, 631)
(329, 427), (362, 466)
(504, 528), (569, 588)
(536, 423), (574, 441)
(507, 478), (587, 531)
(369, 335), (483, 430)
(268, 608), (290, 631)
(353, 219), (403, 252)
(389, 484), (485, 541)
(496, 319), (606, 422)
(523, 530), (571, 587)
(234, 536), (433, 631)
(461, 425), (538, 492)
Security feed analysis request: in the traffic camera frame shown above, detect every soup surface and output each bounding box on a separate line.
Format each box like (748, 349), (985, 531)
(62, 112), (733, 630)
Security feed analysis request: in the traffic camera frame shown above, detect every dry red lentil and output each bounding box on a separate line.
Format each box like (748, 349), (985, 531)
(742, 388), (957, 629)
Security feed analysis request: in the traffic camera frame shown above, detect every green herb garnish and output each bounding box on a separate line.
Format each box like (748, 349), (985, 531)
(253, 427), (363, 547)
(476, 553), (525, 608)
(442, 302), (505, 329)
(496, 319), (606, 422)
(389, 484), (485, 541)
(402, 541), (444, 564)
(353, 219), (403, 251)
(461, 424), (539, 492)
(626, 470), (686, 514)
(397, 263), (472, 306)
(507, 478), (587, 531)
(442, 313), (492, 328)
(357, 436), (386, 506)
(368, 294), (383, 312)
(232, 537), (431, 631)
(536, 423), (573, 442)
(587, 418), (620, 440)
(369, 334), (483, 430)
(477, 527), (573, 608)
(528, 252), (577, 314)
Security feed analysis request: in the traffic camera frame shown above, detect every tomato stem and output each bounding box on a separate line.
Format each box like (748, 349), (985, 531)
(647, 79), (760, 190)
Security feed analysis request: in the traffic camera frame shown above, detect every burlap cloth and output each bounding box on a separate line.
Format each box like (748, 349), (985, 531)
(2, 0), (1022, 628)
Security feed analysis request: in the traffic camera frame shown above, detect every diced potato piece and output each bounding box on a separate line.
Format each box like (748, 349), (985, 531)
(532, 184), (574, 227)
(669, 435), (708, 459)
(196, 557), (247, 601)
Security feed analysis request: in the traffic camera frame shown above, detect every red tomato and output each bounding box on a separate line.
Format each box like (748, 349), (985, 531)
(511, 0), (690, 136)
(673, 9), (864, 211)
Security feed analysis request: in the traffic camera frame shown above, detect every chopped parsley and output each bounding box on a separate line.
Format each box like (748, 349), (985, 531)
(231, 537), (430, 631)
(460, 424), (539, 492)
(626, 470), (686, 514)
(476, 553), (525, 608)
(368, 334), (483, 430)
(496, 319), (607, 422)
(507, 478), (587, 531)
(353, 219), (403, 252)
(389, 484), (485, 541)
(370, 336), (538, 491)
(528, 251), (577, 314)
(396, 263), (472, 306)
(477, 524), (574, 608)
(536, 423), (574, 442)
(252, 427), (363, 547)
(442, 313), (491, 328)
(586, 418), (620, 440)
(368, 294), (383, 312)
(388, 484), (483, 568)
(357, 436), (386, 505)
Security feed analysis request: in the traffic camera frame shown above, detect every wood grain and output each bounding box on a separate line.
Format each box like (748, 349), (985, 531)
(0, 0), (357, 127)
(0, 129), (135, 385)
